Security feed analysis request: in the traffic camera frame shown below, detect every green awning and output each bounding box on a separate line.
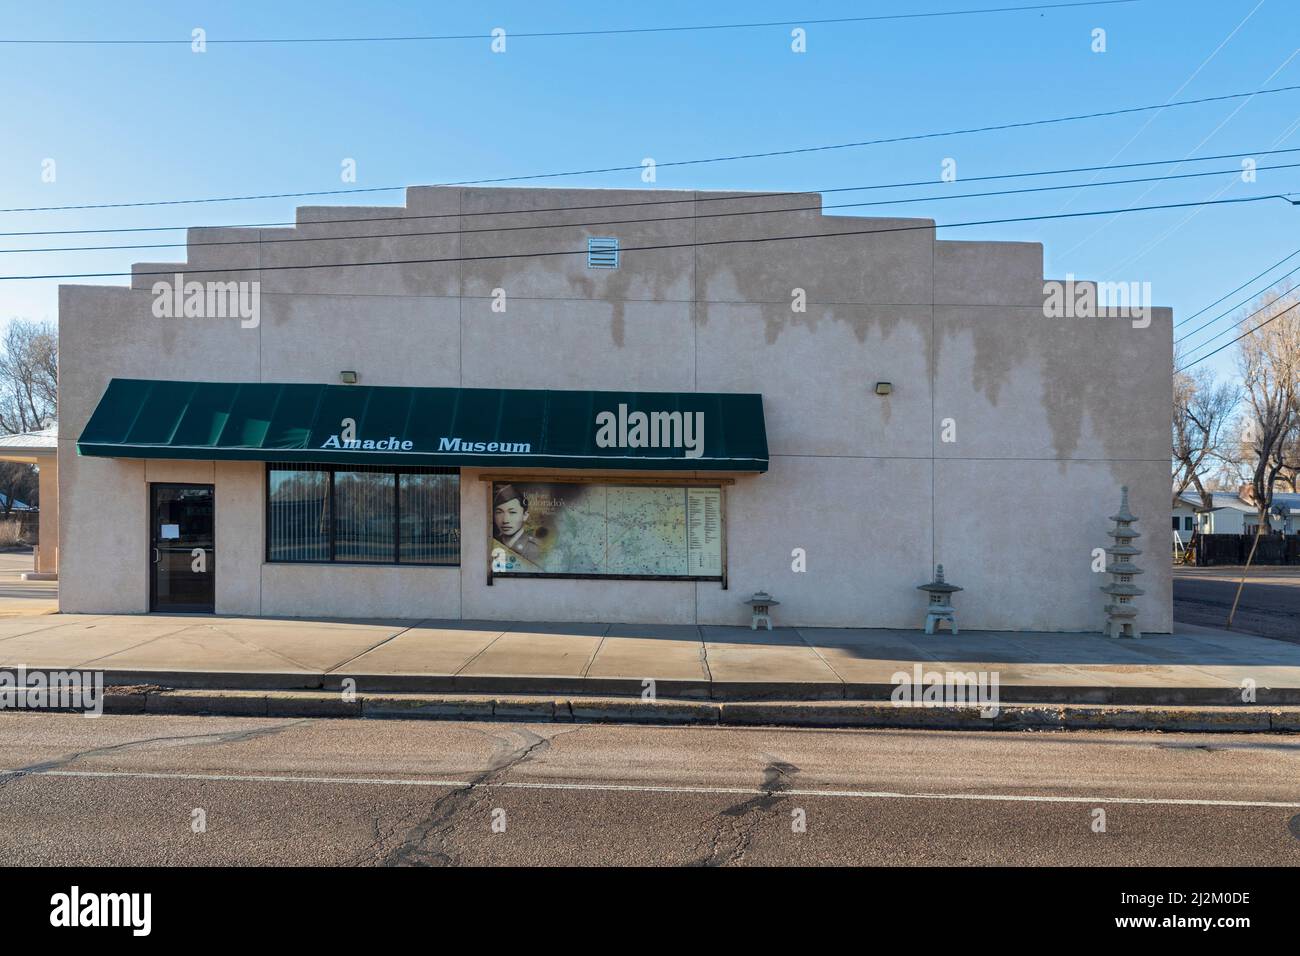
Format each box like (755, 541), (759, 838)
(77, 379), (769, 472)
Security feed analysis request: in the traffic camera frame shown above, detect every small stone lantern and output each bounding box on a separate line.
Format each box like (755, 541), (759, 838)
(744, 590), (779, 631)
(1101, 486), (1143, 638)
(918, 564), (962, 635)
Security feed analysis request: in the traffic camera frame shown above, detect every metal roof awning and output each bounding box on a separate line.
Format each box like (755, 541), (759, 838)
(76, 379), (769, 472)
(0, 424), (57, 463)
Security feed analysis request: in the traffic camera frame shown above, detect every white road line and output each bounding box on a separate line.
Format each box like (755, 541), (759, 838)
(3, 767), (1298, 809)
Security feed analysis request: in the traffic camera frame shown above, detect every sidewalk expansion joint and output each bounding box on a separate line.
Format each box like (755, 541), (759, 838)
(324, 619), (430, 674)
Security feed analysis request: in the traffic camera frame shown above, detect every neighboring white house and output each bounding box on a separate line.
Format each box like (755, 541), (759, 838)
(1172, 491), (1199, 545)
(1184, 489), (1300, 536)
(1196, 493), (1252, 535)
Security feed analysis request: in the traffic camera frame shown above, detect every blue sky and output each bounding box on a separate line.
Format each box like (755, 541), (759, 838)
(1, 0), (1297, 383)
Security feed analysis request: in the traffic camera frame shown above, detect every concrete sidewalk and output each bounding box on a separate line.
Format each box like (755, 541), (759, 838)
(0, 612), (1298, 705)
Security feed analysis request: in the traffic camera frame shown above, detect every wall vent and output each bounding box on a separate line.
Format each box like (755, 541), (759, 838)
(587, 236), (619, 269)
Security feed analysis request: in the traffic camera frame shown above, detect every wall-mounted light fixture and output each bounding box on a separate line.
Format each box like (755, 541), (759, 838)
(874, 382), (893, 396)
(340, 371), (359, 385)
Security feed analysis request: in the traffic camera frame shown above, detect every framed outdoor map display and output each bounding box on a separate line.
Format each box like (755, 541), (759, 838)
(488, 479), (725, 582)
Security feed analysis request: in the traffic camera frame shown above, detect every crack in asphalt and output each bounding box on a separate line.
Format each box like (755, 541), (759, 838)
(690, 756), (800, 867)
(368, 726), (582, 867)
(0, 720), (312, 792)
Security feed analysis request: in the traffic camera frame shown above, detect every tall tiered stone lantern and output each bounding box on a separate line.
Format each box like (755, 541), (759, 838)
(1101, 486), (1143, 639)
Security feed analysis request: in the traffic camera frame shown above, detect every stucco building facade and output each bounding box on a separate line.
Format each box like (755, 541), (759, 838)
(58, 186), (1174, 631)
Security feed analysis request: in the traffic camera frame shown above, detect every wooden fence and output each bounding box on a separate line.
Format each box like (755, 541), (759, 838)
(1191, 533), (1300, 566)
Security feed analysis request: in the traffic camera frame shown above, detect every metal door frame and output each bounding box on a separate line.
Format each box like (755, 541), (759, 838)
(149, 482), (215, 613)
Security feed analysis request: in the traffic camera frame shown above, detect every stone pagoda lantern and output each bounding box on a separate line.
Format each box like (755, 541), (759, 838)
(917, 564), (962, 635)
(1101, 486), (1143, 638)
(744, 591), (779, 631)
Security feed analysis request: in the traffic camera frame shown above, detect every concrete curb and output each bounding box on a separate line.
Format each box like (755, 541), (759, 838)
(15, 667), (1300, 705)
(25, 686), (1300, 732)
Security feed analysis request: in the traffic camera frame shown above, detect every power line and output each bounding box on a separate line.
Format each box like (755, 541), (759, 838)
(1, 193), (1288, 282)
(1176, 277), (1300, 361)
(6, 161), (1299, 257)
(1093, 64), (1300, 279)
(1174, 253), (1300, 346)
(1048, 0), (1269, 229)
(0, 2), (1142, 45)
(1176, 298), (1300, 373)
(1173, 243), (1300, 329)
(3, 145), (1295, 240)
(7, 83), (1299, 215)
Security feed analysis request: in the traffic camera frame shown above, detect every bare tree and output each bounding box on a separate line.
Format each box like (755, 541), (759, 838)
(0, 320), (57, 435)
(0, 462), (37, 516)
(0, 320), (57, 522)
(1235, 286), (1300, 530)
(1213, 419), (1255, 489)
(1172, 362), (1237, 508)
(1269, 409), (1300, 493)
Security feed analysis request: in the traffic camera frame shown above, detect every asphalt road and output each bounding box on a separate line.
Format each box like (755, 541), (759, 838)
(0, 550), (55, 604)
(0, 713), (1298, 866)
(1174, 565), (1300, 643)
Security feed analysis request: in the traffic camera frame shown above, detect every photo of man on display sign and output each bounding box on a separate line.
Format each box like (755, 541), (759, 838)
(491, 483), (545, 570)
(489, 481), (607, 575)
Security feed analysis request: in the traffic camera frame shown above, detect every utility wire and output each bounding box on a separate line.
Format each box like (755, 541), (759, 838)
(1174, 255), (1300, 347)
(1, 194), (1288, 282)
(1176, 277), (1300, 361)
(1173, 243), (1300, 329)
(3, 145), (1294, 240)
(6, 82), (1298, 214)
(1176, 299), (1300, 372)
(0, 1), (1143, 44)
(5, 161), (1298, 256)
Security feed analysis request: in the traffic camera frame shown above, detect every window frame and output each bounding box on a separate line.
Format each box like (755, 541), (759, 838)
(264, 463), (460, 567)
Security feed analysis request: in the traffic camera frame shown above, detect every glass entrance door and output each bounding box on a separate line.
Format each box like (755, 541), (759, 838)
(150, 483), (215, 613)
